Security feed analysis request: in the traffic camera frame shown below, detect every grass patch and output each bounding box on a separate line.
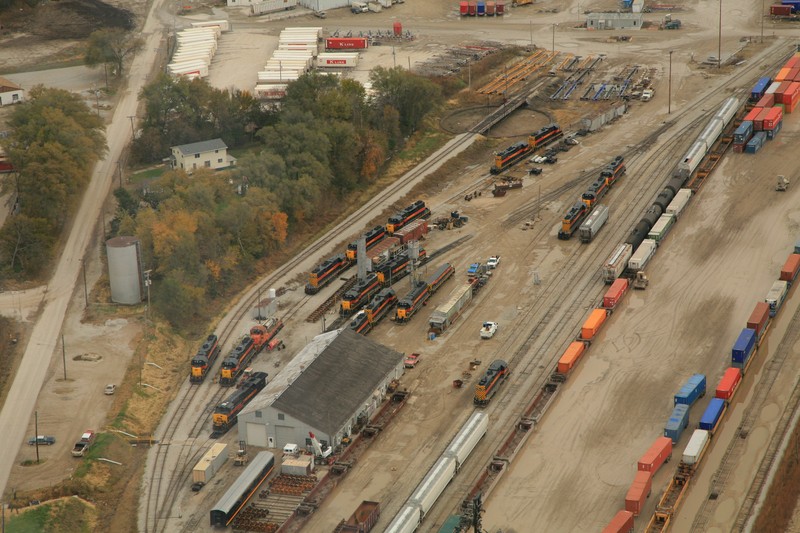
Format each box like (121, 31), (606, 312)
(73, 433), (114, 479)
(20, 459), (47, 467)
(6, 504), (49, 533)
(128, 167), (167, 183)
(396, 131), (449, 163)
(6, 498), (95, 533)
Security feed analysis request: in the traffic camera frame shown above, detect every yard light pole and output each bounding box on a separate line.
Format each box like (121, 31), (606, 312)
(552, 23), (556, 54)
(717, 0), (722, 68)
(760, 0), (765, 43)
(668, 50), (673, 114)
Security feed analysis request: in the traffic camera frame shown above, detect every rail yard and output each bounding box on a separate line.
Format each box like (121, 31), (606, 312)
(5, 0), (800, 532)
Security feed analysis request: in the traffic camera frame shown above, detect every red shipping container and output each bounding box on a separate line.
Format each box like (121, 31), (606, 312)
(776, 67), (791, 82)
(775, 81), (793, 104)
(394, 219), (429, 244)
(459, 1), (468, 15)
(771, 4), (793, 15)
(789, 67), (800, 82)
(325, 38), (369, 50)
(755, 93), (775, 108)
(468, 1), (477, 15)
(780, 253), (800, 282)
(743, 107), (763, 123)
(747, 301), (770, 337)
(638, 436), (673, 473)
(603, 278), (629, 309)
(602, 510), (635, 533)
(763, 107), (783, 130)
(752, 107), (771, 131)
(557, 341), (587, 374)
(625, 470), (652, 516)
(715, 367), (742, 400)
(787, 56), (800, 69)
(496, 0), (504, 15)
(787, 98), (798, 114)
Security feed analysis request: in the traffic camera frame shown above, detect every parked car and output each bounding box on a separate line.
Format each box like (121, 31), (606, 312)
(404, 353), (421, 368)
(486, 256), (501, 269)
(480, 322), (499, 339)
(191, 481), (205, 492)
(28, 436), (56, 446)
(104, 384), (116, 395)
(528, 167), (543, 175)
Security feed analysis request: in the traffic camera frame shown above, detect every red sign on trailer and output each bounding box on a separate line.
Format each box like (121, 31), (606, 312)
(637, 436), (673, 473)
(325, 37), (369, 50)
(715, 367), (742, 400)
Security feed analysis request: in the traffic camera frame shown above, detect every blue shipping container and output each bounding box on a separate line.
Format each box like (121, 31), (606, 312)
(477, 1), (485, 14)
(674, 374), (707, 407)
(732, 328), (757, 366)
(767, 120), (782, 140)
(733, 121), (754, 145)
(750, 77), (772, 101)
(699, 398), (726, 432)
(665, 404), (690, 443)
(745, 132), (767, 154)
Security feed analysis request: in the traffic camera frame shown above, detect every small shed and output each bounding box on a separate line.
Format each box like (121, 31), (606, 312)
(0, 77), (24, 106)
(586, 12), (643, 30)
(170, 138), (235, 173)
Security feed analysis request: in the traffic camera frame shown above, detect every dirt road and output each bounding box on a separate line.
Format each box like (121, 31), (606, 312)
(0, 0), (172, 496)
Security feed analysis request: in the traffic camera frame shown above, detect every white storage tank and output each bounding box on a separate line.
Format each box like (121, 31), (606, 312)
(106, 236), (143, 304)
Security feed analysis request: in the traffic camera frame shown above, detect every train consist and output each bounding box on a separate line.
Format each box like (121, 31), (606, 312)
(396, 263), (455, 323)
(210, 451), (275, 527)
(557, 155), (626, 240)
(600, 242), (800, 532)
(340, 248), (427, 316)
(211, 371), (268, 436)
(349, 288), (397, 335)
(490, 124), (563, 174)
(304, 200), (431, 295)
(219, 319), (283, 386)
(190, 334), (221, 383)
(385, 412), (489, 533)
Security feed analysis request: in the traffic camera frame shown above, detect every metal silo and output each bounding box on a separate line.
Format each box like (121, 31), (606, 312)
(106, 236), (143, 304)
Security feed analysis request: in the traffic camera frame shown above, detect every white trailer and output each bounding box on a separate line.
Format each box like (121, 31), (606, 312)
(602, 243), (633, 283)
(179, 27), (220, 36)
(682, 429), (709, 465)
(317, 52), (359, 68)
(368, 1), (382, 11)
(192, 443), (229, 484)
(250, 0), (298, 15)
(665, 188), (692, 218)
(628, 239), (657, 272)
(578, 204), (609, 244)
(191, 20), (231, 32)
(254, 84), (289, 99)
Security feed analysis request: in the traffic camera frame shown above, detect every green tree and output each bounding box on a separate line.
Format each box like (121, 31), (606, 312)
(0, 215), (56, 275)
(369, 66), (442, 136)
(85, 28), (143, 79)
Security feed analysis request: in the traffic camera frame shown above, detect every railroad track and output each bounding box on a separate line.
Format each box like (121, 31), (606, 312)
(143, 131), (480, 532)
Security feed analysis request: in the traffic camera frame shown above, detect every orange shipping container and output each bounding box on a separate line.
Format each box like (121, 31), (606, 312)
(603, 278), (629, 309)
(602, 510), (635, 533)
(624, 470), (652, 516)
(715, 367), (742, 400)
(580, 308), (608, 340)
(557, 341), (587, 374)
(638, 436), (673, 473)
(780, 253), (800, 282)
(776, 67), (791, 82)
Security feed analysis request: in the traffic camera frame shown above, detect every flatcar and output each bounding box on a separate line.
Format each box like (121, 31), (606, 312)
(386, 201), (431, 234)
(350, 288), (397, 334)
(557, 202), (589, 240)
(210, 451), (275, 527)
(190, 334), (221, 383)
(340, 273), (382, 316)
(529, 123), (564, 150)
(490, 141), (531, 175)
(305, 253), (351, 295)
(396, 281), (430, 322)
(474, 359), (510, 406)
(219, 326), (264, 387)
(346, 225), (387, 261)
(211, 371), (268, 435)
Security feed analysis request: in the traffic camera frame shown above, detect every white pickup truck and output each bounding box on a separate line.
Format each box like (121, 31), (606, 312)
(480, 322), (499, 339)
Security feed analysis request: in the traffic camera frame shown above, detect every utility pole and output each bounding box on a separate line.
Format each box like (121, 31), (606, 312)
(117, 161), (123, 189)
(61, 334), (67, 381)
(552, 23), (556, 54)
(128, 115), (136, 138)
(760, 0), (764, 43)
(668, 50), (673, 114)
(82, 260), (88, 307)
(718, 0), (722, 68)
(34, 411), (40, 464)
(529, 19), (533, 47)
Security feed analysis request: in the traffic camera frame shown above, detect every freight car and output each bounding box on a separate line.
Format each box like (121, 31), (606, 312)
(349, 288), (397, 335)
(346, 225), (387, 261)
(386, 201), (431, 234)
(340, 273), (382, 316)
(219, 324), (276, 386)
(211, 371), (268, 436)
(190, 334), (221, 383)
(306, 253), (351, 294)
(578, 204), (609, 243)
(474, 359), (510, 405)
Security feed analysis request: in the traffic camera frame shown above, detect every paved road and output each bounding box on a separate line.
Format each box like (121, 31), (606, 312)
(0, 0), (170, 495)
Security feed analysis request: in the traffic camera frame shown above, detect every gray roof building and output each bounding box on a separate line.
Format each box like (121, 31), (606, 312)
(170, 138), (235, 172)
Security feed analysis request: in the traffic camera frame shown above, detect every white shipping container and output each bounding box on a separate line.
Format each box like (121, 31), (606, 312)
(602, 243), (633, 283)
(169, 65), (210, 77)
(628, 239), (657, 271)
(177, 35), (217, 44)
(648, 213), (675, 244)
(317, 53), (359, 68)
(281, 456), (314, 476)
(682, 429), (709, 465)
(384, 504), (421, 533)
(578, 204), (609, 243)
(765, 280), (789, 313)
(281, 26), (322, 36)
(179, 27), (220, 36)
(191, 20), (231, 32)
(272, 50), (314, 57)
(250, 0), (298, 15)
(254, 84), (289, 99)
(765, 81), (781, 95)
(665, 188), (692, 218)
(177, 30), (218, 39)
(192, 443), (228, 484)
(443, 412), (488, 468)
(409, 456), (456, 514)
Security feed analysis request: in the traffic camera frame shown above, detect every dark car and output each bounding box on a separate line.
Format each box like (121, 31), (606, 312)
(191, 481), (205, 492)
(28, 436), (56, 446)
(529, 167), (543, 175)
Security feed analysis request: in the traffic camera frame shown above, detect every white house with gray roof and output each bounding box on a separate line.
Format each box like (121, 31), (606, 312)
(170, 138), (235, 172)
(237, 328), (405, 451)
